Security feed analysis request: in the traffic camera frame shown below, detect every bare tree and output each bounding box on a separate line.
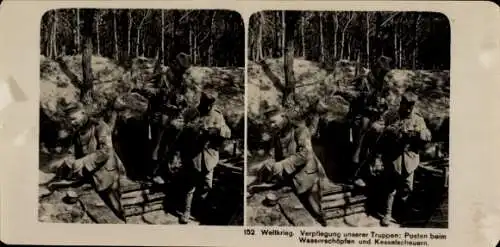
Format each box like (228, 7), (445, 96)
(283, 11), (300, 106)
(81, 9), (96, 104)
(136, 10), (151, 57)
(208, 11), (217, 66)
(113, 10), (119, 60)
(257, 12), (265, 61)
(75, 9), (80, 53)
(161, 10), (165, 62)
(127, 10), (132, 57)
(366, 12), (370, 67)
(319, 12), (325, 63)
(331, 13), (338, 60)
(96, 11), (101, 56)
(340, 12), (355, 59)
(301, 14), (306, 57)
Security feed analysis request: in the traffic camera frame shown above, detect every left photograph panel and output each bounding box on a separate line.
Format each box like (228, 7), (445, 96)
(39, 8), (245, 226)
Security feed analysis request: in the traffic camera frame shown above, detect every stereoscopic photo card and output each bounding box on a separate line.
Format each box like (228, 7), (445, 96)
(0, 1), (499, 247)
(246, 10), (450, 229)
(38, 7), (245, 226)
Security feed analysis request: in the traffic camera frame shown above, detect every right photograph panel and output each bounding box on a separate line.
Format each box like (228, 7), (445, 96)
(246, 10), (450, 228)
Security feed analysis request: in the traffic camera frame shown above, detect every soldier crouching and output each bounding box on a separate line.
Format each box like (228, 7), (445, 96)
(256, 105), (328, 226)
(175, 91), (231, 224)
(53, 102), (127, 221)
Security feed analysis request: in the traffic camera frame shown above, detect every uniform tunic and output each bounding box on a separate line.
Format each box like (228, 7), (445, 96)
(270, 122), (328, 223)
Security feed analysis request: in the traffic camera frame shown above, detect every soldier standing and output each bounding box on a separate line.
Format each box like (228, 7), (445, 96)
(256, 105), (328, 226)
(371, 92), (432, 226)
(134, 53), (194, 184)
(336, 56), (392, 187)
(176, 91), (231, 224)
(54, 102), (127, 221)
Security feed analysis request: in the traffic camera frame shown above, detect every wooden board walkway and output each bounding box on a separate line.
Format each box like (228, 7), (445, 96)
(118, 157), (244, 223)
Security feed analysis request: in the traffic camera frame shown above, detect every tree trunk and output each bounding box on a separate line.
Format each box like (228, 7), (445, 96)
(259, 12), (264, 60)
(319, 12), (324, 62)
(136, 28), (140, 57)
(413, 14), (420, 70)
(366, 12), (370, 68)
(127, 11), (131, 57)
(193, 26), (198, 64)
(275, 12), (280, 57)
(161, 10), (165, 63)
(393, 22), (397, 68)
(96, 12), (100, 56)
(113, 10), (118, 60)
(255, 12), (264, 61)
(81, 9), (96, 104)
(283, 11), (299, 106)
(52, 10), (58, 58)
(398, 30), (402, 68)
(301, 14), (306, 57)
(340, 30), (345, 60)
(142, 35), (146, 57)
(347, 35), (352, 60)
(75, 9), (80, 53)
(281, 11), (286, 58)
(208, 12), (216, 66)
(340, 13), (354, 60)
(333, 13), (338, 60)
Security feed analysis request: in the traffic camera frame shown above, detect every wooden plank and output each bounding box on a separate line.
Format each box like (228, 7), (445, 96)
(79, 190), (124, 224)
(278, 193), (321, 226)
(322, 191), (353, 202)
(124, 200), (164, 217)
(324, 203), (366, 220)
(322, 195), (367, 210)
(122, 191), (165, 206)
(119, 178), (151, 194)
(322, 184), (352, 197)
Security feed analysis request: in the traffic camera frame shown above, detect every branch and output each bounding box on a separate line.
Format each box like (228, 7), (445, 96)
(342, 13), (356, 32)
(258, 60), (285, 92)
(380, 12), (400, 27)
(55, 57), (82, 88)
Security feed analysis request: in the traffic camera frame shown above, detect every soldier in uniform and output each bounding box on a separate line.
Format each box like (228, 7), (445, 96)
(53, 102), (127, 221)
(335, 56), (392, 187)
(176, 91), (231, 224)
(370, 92), (432, 226)
(256, 105), (328, 226)
(134, 53), (194, 184)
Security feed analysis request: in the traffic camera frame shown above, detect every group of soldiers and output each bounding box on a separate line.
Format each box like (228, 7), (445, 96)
(256, 56), (433, 227)
(52, 52), (232, 224)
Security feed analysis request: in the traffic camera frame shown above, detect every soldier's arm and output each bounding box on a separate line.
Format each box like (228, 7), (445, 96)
(334, 90), (359, 103)
(276, 125), (313, 175)
(212, 111), (231, 139)
(73, 121), (112, 175)
(308, 114), (321, 137)
(413, 115), (432, 142)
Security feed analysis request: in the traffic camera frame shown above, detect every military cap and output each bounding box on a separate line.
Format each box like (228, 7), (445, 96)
(375, 56), (393, 72)
(175, 52), (192, 70)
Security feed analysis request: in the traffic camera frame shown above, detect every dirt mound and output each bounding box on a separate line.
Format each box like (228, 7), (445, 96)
(40, 55), (244, 139)
(247, 57), (450, 154)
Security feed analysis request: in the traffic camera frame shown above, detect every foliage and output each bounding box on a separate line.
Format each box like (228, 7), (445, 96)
(249, 11), (450, 70)
(40, 9), (245, 67)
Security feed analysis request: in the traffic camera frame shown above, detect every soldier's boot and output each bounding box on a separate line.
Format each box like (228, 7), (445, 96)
(381, 191), (396, 227)
(353, 178), (367, 188)
(150, 161), (165, 185)
(179, 189), (194, 224)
